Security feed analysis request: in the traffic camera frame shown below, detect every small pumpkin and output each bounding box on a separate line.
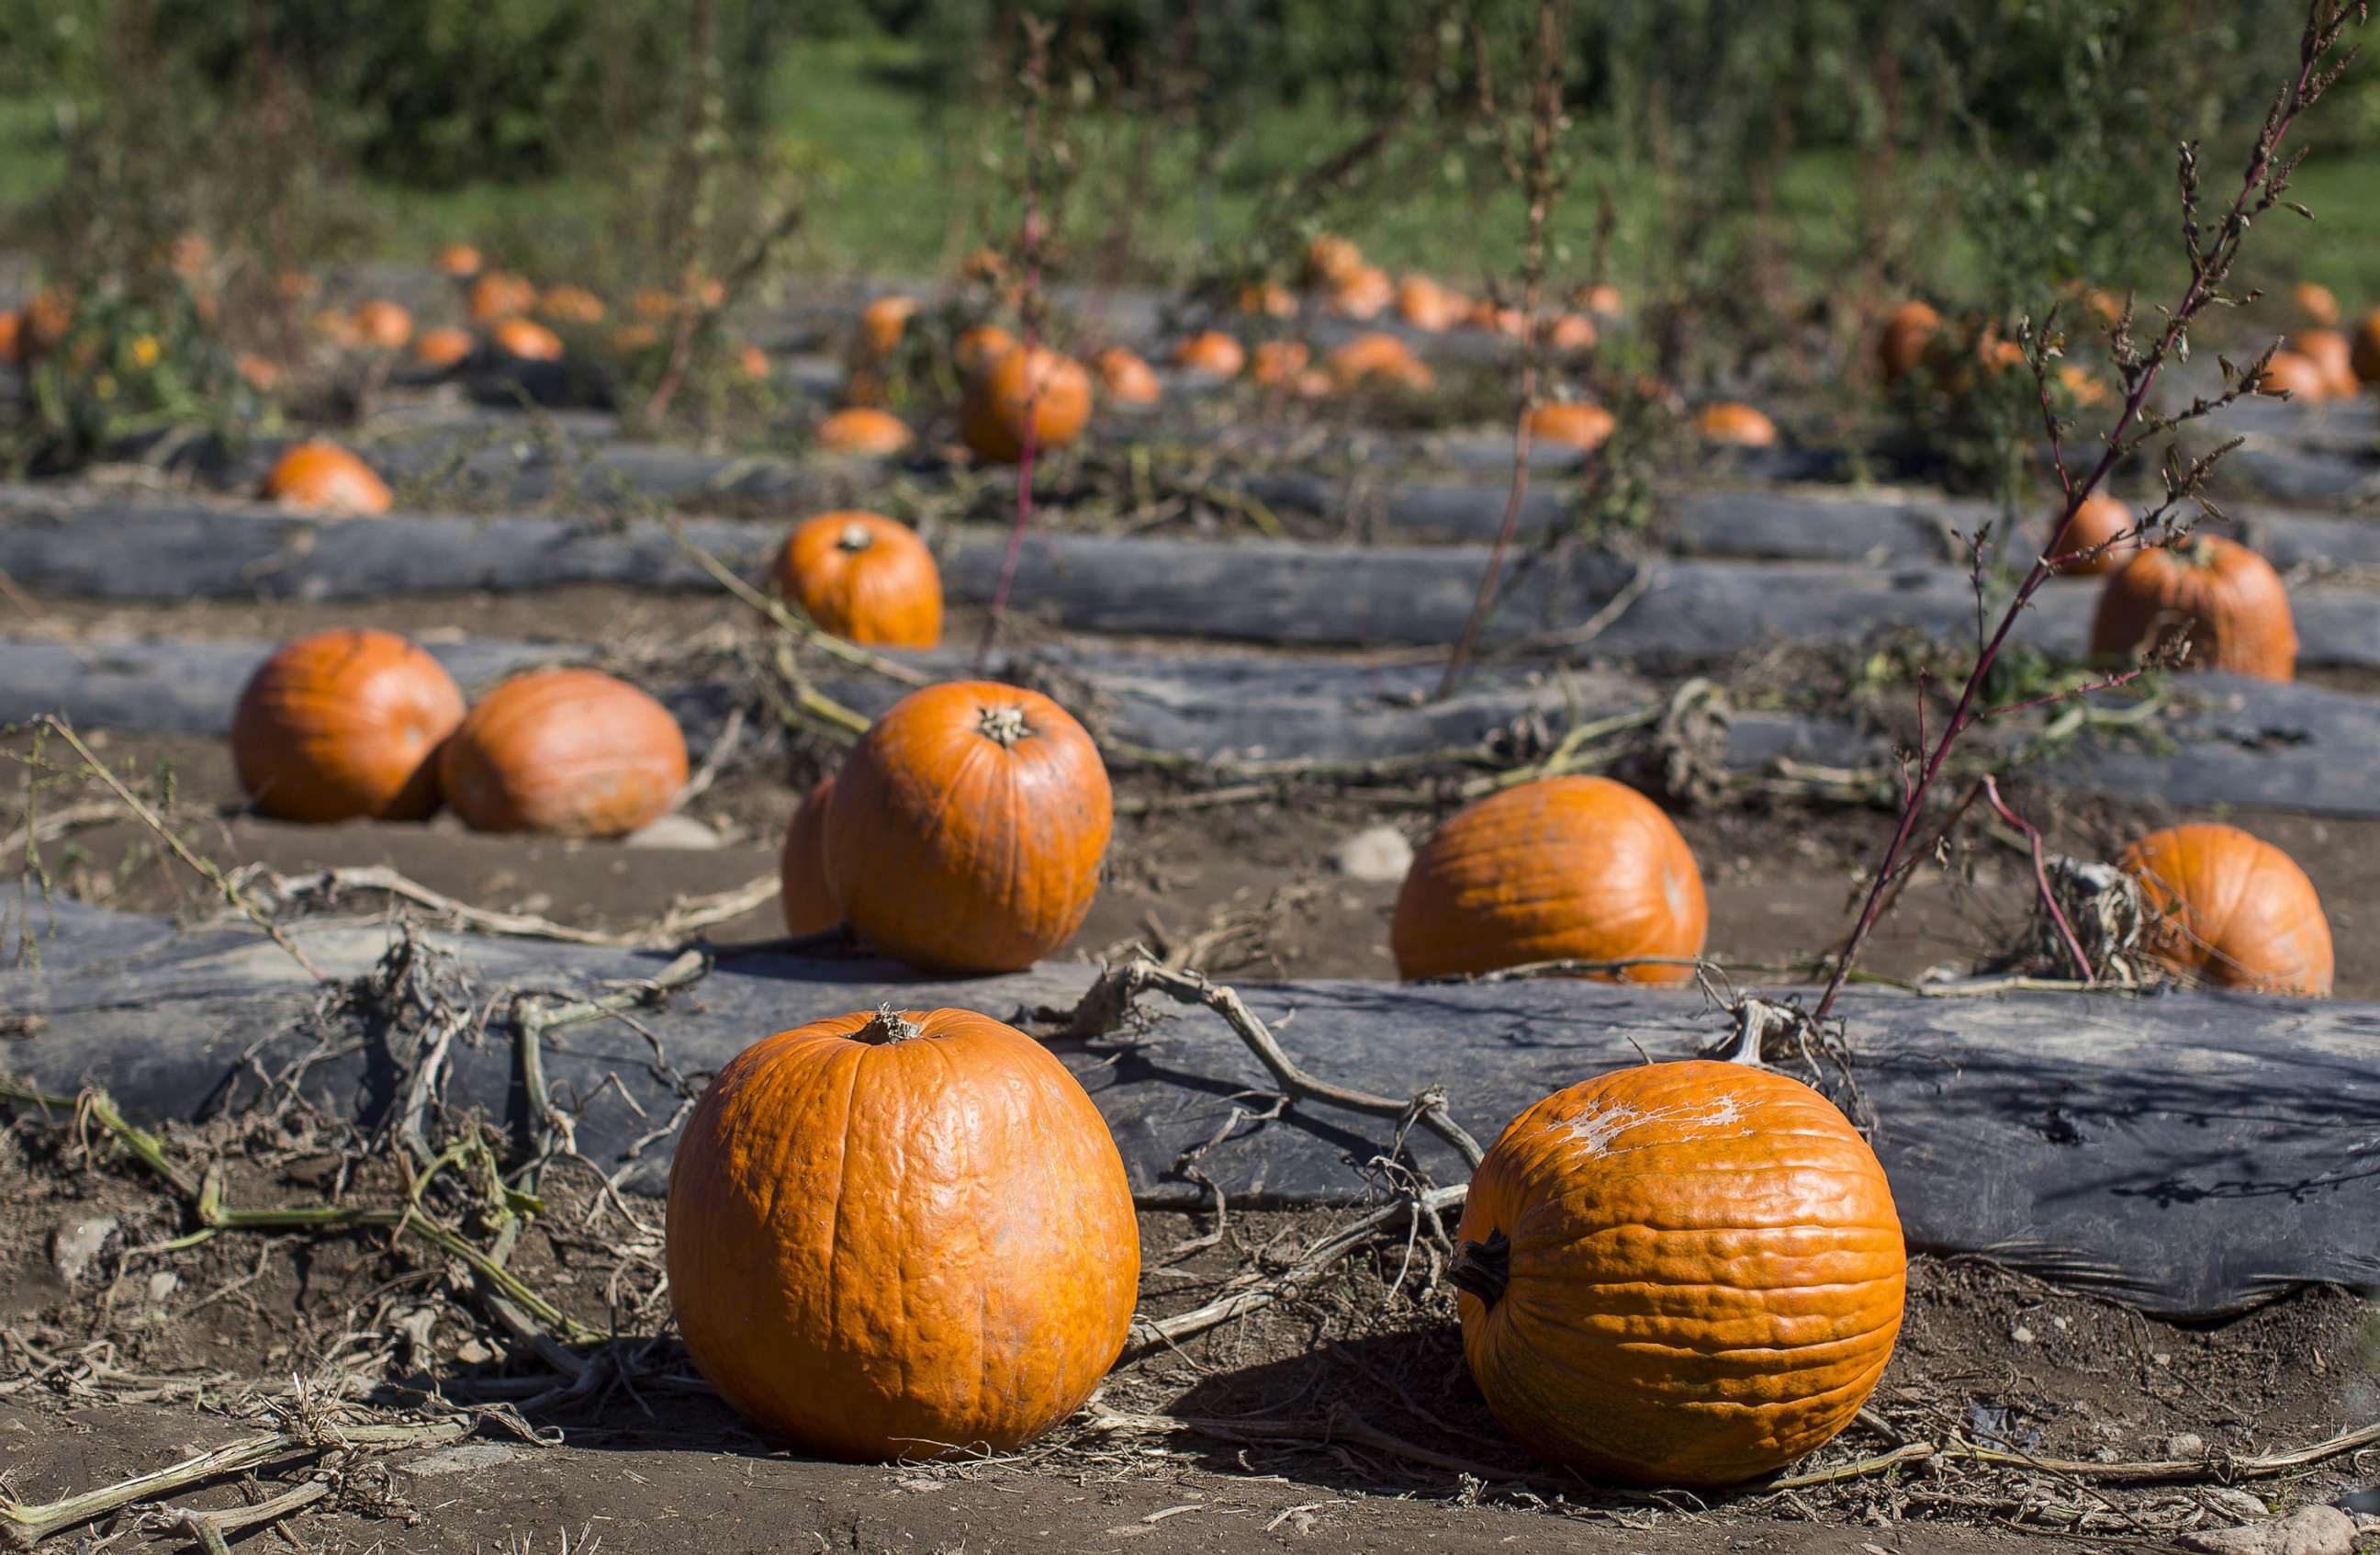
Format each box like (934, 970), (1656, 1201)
(737, 343), (771, 381)
(491, 317), (565, 362)
(779, 777), (840, 936)
(0, 310), (21, 367)
(351, 300), (413, 351)
(313, 309), (362, 349)
(1454, 1060), (1905, 1486)
(772, 512), (942, 648)
(2292, 279), (2341, 328)
(1175, 330), (1246, 377)
(1397, 275), (1467, 332)
(859, 295), (916, 358)
(1306, 232), (1364, 285)
(960, 345), (1092, 463)
(824, 681), (1111, 973)
(612, 321), (661, 354)
(2059, 363), (2111, 407)
(952, 323), (1018, 375)
(1247, 339), (1309, 386)
(277, 271), (320, 304)
(537, 284), (607, 325)
(2047, 491), (2135, 574)
(1876, 300), (1940, 382)
(815, 407), (915, 456)
(2253, 349), (2330, 401)
(1468, 299), (1528, 337)
(1694, 401), (1778, 446)
(264, 442), (393, 516)
(412, 326), (475, 370)
(1327, 332), (1433, 392)
(2117, 823), (2333, 996)
(467, 270), (537, 322)
(24, 289), (73, 355)
(436, 243), (484, 278)
(2352, 310), (2380, 385)
(1578, 282), (1624, 318)
(439, 669), (688, 838)
(2292, 330), (2361, 400)
(665, 1004), (1139, 1460)
(231, 630), (466, 823)
(1527, 401), (1615, 452)
(234, 353), (281, 393)
(1095, 346), (1162, 405)
(1240, 279), (1297, 319)
(1392, 775), (1707, 983)
(1329, 265), (1395, 321)
(1545, 312), (1599, 353)
(2091, 535), (2296, 682)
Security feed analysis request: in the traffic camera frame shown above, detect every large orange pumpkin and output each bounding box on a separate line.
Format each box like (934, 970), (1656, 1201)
(1327, 332), (1433, 392)
(2091, 535), (2296, 682)
(351, 299), (413, 351)
(2117, 823), (2332, 996)
(2352, 310), (2380, 385)
(815, 407), (915, 456)
(772, 512), (942, 648)
(1175, 330), (1246, 377)
(412, 326), (475, 370)
(666, 1004), (1139, 1460)
(779, 777), (840, 936)
(439, 669), (688, 838)
(960, 345), (1092, 462)
(2292, 280), (2341, 328)
(1095, 346), (1162, 405)
(491, 318), (565, 361)
(2253, 349), (2330, 401)
(1876, 300), (1940, 382)
(1454, 1060), (1906, 1487)
(1527, 401), (1615, 452)
(1694, 401), (1779, 446)
(231, 630), (466, 823)
(2047, 491), (2135, 574)
(824, 681), (1111, 973)
(264, 442), (393, 516)
(1392, 776), (1707, 983)
(2293, 330), (2361, 400)
(468, 271), (537, 322)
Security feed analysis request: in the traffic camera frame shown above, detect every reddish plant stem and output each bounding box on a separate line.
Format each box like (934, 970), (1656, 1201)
(980, 18), (1053, 663)
(1982, 776), (2094, 983)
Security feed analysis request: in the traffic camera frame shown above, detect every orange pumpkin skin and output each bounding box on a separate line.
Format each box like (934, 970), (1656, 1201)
(2254, 350), (2330, 401)
(2091, 536), (2296, 682)
(859, 295), (916, 358)
(1175, 330), (1246, 377)
(234, 353), (281, 393)
(2293, 331), (2360, 399)
(1528, 401), (1615, 452)
(1327, 332), (1433, 392)
(1392, 776), (1707, 984)
(2118, 824), (2333, 996)
(1579, 282), (1624, 318)
(2048, 491), (2134, 574)
(468, 271), (536, 322)
(825, 681), (1111, 973)
(1454, 1060), (1906, 1487)
(1876, 300), (1940, 382)
(2352, 311), (2380, 386)
(352, 299), (413, 350)
(1306, 232), (1364, 285)
(537, 284), (607, 324)
(666, 1006), (1139, 1460)
(1247, 339), (1309, 385)
(412, 326), (474, 370)
(952, 323), (1017, 375)
(264, 442), (393, 516)
(2293, 280), (2341, 328)
(1397, 275), (1466, 332)
(0, 310), (21, 367)
(1695, 401), (1779, 446)
(960, 346), (1092, 462)
(491, 318), (565, 361)
(1545, 312), (1599, 353)
(779, 777), (841, 936)
(1095, 346), (1162, 404)
(436, 243), (484, 278)
(773, 512), (943, 648)
(1240, 278), (1298, 319)
(439, 669), (688, 838)
(232, 630), (465, 823)
(1329, 265), (1395, 321)
(816, 407), (915, 456)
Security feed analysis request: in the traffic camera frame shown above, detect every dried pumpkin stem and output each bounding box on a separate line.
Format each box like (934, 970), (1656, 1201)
(1446, 1230), (1510, 1308)
(858, 1005), (925, 1044)
(977, 704), (1030, 748)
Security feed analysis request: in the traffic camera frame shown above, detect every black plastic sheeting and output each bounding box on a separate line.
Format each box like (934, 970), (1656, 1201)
(5, 898), (2373, 1320)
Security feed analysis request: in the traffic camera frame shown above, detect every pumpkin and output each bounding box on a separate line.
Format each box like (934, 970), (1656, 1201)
(824, 681), (1110, 973)
(2352, 310), (2380, 384)
(2059, 363), (2111, 407)
(2047, 491), (2135, 574)
(491, 318), (565, 362)
(666, 1004), (1139, 1460)
(2117, 823), (2333, 996)
(1095, 346), (1162, 405)
(1454, 1060), (1905, 1487)
(1545, 312), (1599, 353)
(612, 322), (661, 354)
(537, 285), (606, 325)
(412, 326), (475, 370)
(1397, 275), (1467, 332)
(264, 442), (392, 516)
(1468, 299), (1528, 337)
(231, 630), (466, 823)
(468, 271), (537, 322)
(439, 669), (688, 837)
(24, 289), (73, 355)
(1528, 401), (1615, 452)
(1248, 339), (1309, 386)
(2253, 350), (2330, 401)
(436, 243), (484, 278)
(2091, 535), (2296, 682)
(816, 407), (915, 456)
(351, 300), (412, 350)
(1392, 775), (1706, 983)
(1175, 330), (1246, 377)
(1294, 366), (1336, 399)
(2292, 330), (2361, 400)
(737, 343), (771, 381)
(312, 309), (362, 349)
(1327, 332), (1433, 392)
(859, 295), (915, 358)
(1578, 282), (1624, 318)
(630, 287), (676, 320)
(234, 353), (281, 393)
(960, 345), (1092, 463)
(959, 246), (1007, 285)
(1306, 233), (1364, 285)
(952, 322), (1018, 375)
(778, 777), (841, 936)
(1876, 300), (1940, 382)
(1694, 401), (1779, 446)
(1330, 265), (1395, 321)
(0, 310), (20, 367)
(2292, 280), (2341, 328)
(773, 512), (942, 648)
(1240, 279), (1297, 319)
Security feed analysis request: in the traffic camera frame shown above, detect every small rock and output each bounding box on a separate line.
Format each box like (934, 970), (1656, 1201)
(2153, 1352), (2172, 1366)
(2010, 1324), (2035, 1345)
(2176, 1505), (2359, 1555)
(454, 1337), (494, 1365)
(623, 813), (723, 851)
(401, 1442), (529, 1478)
(50, 1215), (118, 1284)
(2201, 1488), (2273, 1522)
(1332, 825), (1412, 883)
(145, 1270), (180, 1305)
(2166, 1431), (2207, 1459)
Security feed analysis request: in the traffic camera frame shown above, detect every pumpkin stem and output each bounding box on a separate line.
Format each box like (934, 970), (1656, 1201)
(977, 704), (1030, 748)
(1448, 1230), (1510, 1308)
(857, 1004), (924, 1044)
(836, 522), (875, 552)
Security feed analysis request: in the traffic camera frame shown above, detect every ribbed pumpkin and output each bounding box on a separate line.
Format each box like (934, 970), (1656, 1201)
(491, 318), (565, 361)
(1327, 332), (1433, 392)
(1329, 265), (1395, 320)
(815, 407), (915, 456)
(2091, 535), (2296, 682)
(436, 242), (484, 278)
(412, 326), (475, 370)
(773, 512), (942, 648)
(439, 669), (688, 838)
(779, 777), (840, 936)
(666, 1005), (1139, 1460)
(2254, 349), (2330, 401)
(960, 346), (1092, 462)
(2292, 280), (2341, 328)
(231, 630), (466, 823)
(264, 442), (393, 516)
(1175, 330), (1246, 377)
(1695, 401), (1779, 447)
(1392, 776), (1706, 983)
(1876, 300), (1940, 382)
(2292, 331), (2360, 399)
(2352, 310), (2380, 385)
(824, 681), (1111, 973)
(1454, 1060), (1906, 1487)
(351, 300), (413, 351)
(537, 285), (607, 325)
(2117, 824), (2332, 996)
(467, 271), (536, 322)
(1528, 401), (1615, 452)
(859, 295), (915, 358)
(2048, 491), (2135, 574)
(1095, 346), (1162, 405)
(952, 323), (1018, 375)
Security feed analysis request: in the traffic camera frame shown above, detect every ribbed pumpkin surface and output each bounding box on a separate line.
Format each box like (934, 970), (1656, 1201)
(2118, 823), (2333, 996)
(774, 512), (942, 648)
(439, 668), (687, 838)
(2090, 536), (2296, 682)
(667, 1007), (1139, 1459)
(231, 630), (464, 823)
(1392, 776), (1706, 983)
(1455, 1060), (1906, 1487)
(779, 777), (840, 936)
(960, 346), (1092, 461)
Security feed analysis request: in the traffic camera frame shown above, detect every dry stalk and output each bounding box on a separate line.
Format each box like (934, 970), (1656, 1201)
(234, 863), (776, 950)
